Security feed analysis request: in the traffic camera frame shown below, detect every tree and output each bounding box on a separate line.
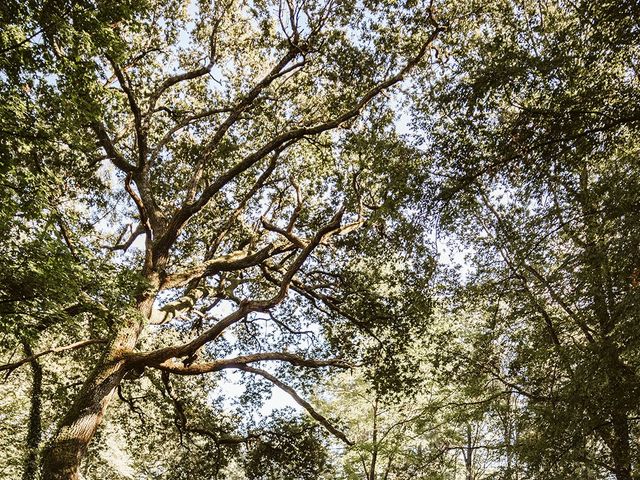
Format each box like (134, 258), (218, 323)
(1, 0), (442, 478)
(319, 326), (512, 480)
(418, 0), (640, 478)
(244, 412), (333, 480)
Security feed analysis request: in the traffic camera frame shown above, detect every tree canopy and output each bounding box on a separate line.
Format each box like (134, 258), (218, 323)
(1, 0), (639, 479)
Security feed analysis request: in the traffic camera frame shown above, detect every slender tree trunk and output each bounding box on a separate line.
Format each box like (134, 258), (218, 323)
(21, 340), (43, 480)
(40, 294), (155, 480)
(602, 340), (633, 480)
(610, 408), (632, 480)
(504, 392), (515, 480)
(369, 397), (379, 480)
(464, 424), (473, 480)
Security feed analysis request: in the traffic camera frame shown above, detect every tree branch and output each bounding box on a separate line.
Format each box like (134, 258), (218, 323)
(108, 224), (144, 252)
(237, 364), (353, 445)
(147, 16), (222, 113)
(127, 206), (345, 366)
(154, 26), (441, 260)
(91, 121), (136, 172)
(148, 286), (213, 325)
(153, 352), (351, 375)
(1, 339), (107, 375)
(205, 153), (279, 258)
(159, 242), (289, 290)
(106, 54), (147, 168)
(149, 106), (234, 162)
(182, 49), (305, 205)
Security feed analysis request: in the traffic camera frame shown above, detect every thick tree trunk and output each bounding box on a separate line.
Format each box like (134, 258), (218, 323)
(40, 295), (154, 480)
(40, 357), (128, 480)
(22, 340), (43, 480)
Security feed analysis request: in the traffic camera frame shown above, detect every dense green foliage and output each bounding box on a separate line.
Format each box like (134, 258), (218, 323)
(414, 0), (640, 478)
(1, 0), (639, 479)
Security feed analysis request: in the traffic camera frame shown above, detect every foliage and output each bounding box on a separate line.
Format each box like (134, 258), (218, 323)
(416, 0), (640, 478)
(245, 412), (332, 480)
(2, 0), (639, 478)
(1, 0), (441, 478)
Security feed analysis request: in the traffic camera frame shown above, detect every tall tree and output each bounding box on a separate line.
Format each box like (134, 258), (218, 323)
(418, 0), (640, 478)
(1, 0), (441, 478)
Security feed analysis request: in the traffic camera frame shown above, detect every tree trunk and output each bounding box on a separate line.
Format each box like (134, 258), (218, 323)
(503, 391), (513, 480)
(368, 397), (379, 480)
(610, 409), (632, 480)
(22, 340), (43, 480)
(464, 424), (474, 480)
(603, 341), (633, 480)
(578, 166), (633, 480)
(40, 295), (153, 480)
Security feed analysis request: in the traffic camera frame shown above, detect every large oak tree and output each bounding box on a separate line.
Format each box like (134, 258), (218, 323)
(1, 0), (440, 478)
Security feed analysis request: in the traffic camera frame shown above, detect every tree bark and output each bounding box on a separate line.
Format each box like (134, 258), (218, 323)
(22, 340), (43, 480)
(40, 295), (154, 480)
(464, 423), (474, 480)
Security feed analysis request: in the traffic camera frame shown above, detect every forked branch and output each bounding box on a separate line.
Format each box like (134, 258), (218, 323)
(128, 206), (345, 366)
(154, 26), (441, 259)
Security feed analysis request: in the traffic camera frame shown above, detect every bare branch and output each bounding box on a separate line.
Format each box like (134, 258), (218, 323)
(261, 218), (306, 248)
(108, 224), (144, 252)
(1, 339), (107, 375)
(254, 205), (344, 309)
(237, 364), (353, 445)
(117, 384), (146, 425)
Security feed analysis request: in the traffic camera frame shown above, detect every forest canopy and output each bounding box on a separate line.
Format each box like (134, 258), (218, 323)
(1, 0), (639, 479)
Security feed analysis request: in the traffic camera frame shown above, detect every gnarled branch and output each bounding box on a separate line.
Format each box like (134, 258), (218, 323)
(153, 352), (351, 375)
(127, 206), (345, 366)
(159, 243), (289, 290)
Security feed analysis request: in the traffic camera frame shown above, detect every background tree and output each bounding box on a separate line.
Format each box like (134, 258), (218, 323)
(417, 0), (640, 478)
